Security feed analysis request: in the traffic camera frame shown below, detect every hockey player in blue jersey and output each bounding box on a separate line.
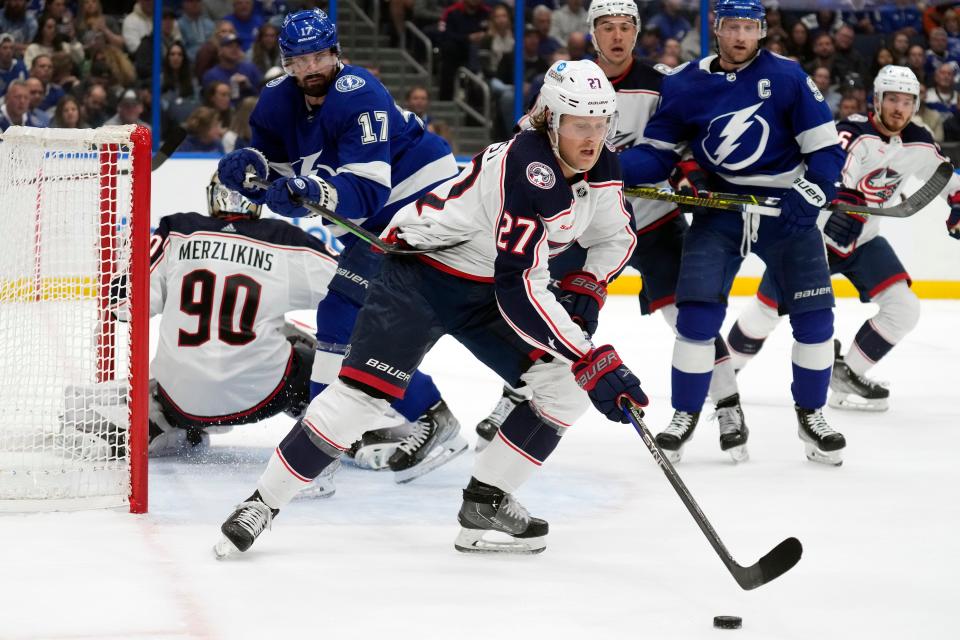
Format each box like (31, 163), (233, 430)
(213, 60), (648, 558)
(216, 9), (464, 481)
(619, 0), (848, 465)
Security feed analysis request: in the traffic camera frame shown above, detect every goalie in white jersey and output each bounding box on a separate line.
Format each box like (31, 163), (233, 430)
(146, 174), (338, 453)
(726, 65), (960, 411)
(214, 60), (649, 558)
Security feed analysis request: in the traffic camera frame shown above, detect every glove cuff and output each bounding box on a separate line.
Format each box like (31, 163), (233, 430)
(241, 147), (269, 176)
(304, 175), (339, 215)
(572, 345), (622, 391)
(791, 175), (827, 209)
(559, 271), (607, 308)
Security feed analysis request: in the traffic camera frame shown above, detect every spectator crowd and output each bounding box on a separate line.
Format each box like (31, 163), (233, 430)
(5, 1), (960, 152)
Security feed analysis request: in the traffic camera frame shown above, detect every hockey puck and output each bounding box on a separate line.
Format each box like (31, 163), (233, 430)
(713, 616), (742, 630)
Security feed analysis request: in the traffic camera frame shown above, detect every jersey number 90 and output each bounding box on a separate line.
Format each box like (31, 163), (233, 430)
(178, 269), (262, 347)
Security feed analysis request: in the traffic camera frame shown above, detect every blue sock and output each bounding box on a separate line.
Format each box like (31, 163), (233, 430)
(390, 370), (441, 422)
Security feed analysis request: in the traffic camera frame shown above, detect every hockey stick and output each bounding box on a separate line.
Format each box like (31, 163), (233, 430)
(624, 161), (954, 219)
(244, 175), (463, 256)
(151, 125), (187, 172)
(620, 401), (802, 591)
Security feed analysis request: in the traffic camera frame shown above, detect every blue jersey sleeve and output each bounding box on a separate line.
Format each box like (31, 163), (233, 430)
(249, 94), (291, 180)
(788, 67), (844, 192)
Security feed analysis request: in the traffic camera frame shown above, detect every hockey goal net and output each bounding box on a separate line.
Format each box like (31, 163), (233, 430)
(0, 125), (150, 512)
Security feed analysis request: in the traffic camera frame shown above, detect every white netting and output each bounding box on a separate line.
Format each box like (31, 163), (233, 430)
(0, 126), (140, 510)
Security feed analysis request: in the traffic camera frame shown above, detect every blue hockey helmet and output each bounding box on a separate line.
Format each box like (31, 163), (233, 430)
(279, 9), (339, 63)
(714, 0), (766, 37)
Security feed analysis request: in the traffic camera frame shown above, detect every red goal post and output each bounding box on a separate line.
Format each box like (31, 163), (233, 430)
(0, 125), (150, 513)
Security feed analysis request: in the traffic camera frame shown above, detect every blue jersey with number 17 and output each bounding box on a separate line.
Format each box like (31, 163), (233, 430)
(250, 64), (457, 244)
(621, 50), (843, 197)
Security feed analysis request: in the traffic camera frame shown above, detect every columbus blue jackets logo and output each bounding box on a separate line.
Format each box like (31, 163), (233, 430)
(335, 75), (366, 92)
(701, 102), (770, 172)
(857, 167), (903, 203)
(526, 162), (556, 189)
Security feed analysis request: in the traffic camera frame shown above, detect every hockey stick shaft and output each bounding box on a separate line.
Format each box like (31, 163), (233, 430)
(244, 176), (456, 256)
(620, 401), (802, 590)
(625, 161), (954, 219)
(151, 125), (187, 172)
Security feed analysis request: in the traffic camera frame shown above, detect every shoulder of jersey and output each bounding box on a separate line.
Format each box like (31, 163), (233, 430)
(506, 132), (567, 199)
(158, 211), (215, 234)
(836, 114), (872, 141)
(331, 65), (383, 98)
(621, 60), (665, 90)
(590, 145), (621, 183)
(239, 218), (336, 254)
(900, 120), (936, 145)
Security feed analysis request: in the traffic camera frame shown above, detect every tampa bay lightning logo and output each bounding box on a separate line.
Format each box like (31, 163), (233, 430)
(335, 75), (366, 92)
(701, 102), (770, 172)
(858, 167), (902, 204)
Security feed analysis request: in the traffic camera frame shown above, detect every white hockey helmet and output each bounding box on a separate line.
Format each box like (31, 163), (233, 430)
(207, 173), (263, 219)
(873, 65), (920, 116)
(588, 0), (640, 60)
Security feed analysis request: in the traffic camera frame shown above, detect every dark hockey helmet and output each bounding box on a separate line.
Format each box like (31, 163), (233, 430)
(207, 173), (262, 219)
(279, 9), (340, 70)
(714, 0), (767, 37)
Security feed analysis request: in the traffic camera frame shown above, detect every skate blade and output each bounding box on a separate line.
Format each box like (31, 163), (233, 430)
(213, 536), (242, 560)
(453, 528), (546, 555)
(394, 436), (469, 484)
(724, 444), (749, 463)
(351, 442), (399, 470)
(803, 443), (843, 466)
(828, 392), (888, 412)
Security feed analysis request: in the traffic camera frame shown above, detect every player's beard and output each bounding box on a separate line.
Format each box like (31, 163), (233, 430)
(880, 110), (909, 134)
(298, 71), (334, 98)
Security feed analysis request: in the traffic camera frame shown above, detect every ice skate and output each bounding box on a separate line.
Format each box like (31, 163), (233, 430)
(454, 479), (547, 554)
(828, 340), (889, 412)
(345, 424), (412, 470)
(474, 385), (528, 451)
(654, 410), (701, 464)
(714, 394), (749, 463)
(213, 491), (278, 559)
(388, 400), (467, 483)
(796, 406), (846, 466)
(293, 458), (341, 500)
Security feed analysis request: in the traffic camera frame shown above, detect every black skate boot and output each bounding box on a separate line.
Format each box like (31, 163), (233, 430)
(388, 400), (467, 483)
(213, 491), (279, 559)
(454, 478), (548, 554)
(345, 424), (412, 470)
(654, 410), (701, 464)
(829, 340), (890, 412)
(474, 385), (528, 451)
(714, 394), (749, 463)
(796, 406), (846, 466)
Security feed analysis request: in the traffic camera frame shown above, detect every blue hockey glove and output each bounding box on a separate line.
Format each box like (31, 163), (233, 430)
(948, 206), (960, 240)
(264, 175), (338, 218)
(823, 187), (867, 247)
(779, 175), (829, 234)
(558, 271), (607, 337)
(572, 345), (649, 423)
(217, 147), (269, 203)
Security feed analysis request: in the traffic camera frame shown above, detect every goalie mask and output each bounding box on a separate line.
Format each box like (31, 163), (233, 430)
(207, 173), (262, 219)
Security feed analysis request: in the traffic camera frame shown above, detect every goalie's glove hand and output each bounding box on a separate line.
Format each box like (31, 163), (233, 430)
(669, 159), (710, 197)
(823, 187), (867, 247)
(557, 271), (606, 337)
(780, 174), (830, 234)
(572, 345), (648, 423)
(948, 205), (960, 240)
(218, 147), (268, 203)
(264, 175), (338, 218)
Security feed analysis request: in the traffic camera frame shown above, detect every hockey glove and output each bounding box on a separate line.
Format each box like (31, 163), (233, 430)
(558, 271), (607, 337)
(948, 206), (960, 240)
(779, 175), (829, 234)
(264, 175), (339, 218)
(823, 187), (867, 247)
(217, 147), (269, 203)
(669, 159), (710, 197)
(572, 345), (649, 423)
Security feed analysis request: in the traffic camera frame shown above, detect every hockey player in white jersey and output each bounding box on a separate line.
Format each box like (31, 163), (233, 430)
(476, 0), (749, 462)
(726, 65), (960, 411)
(145, 174), (338, 457)
(214, 60), (648, 558)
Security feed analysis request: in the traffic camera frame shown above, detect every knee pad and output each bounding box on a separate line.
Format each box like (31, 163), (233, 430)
(871, 282), (920, 343)
(519, 359), (590, 429)
(302, 379), (391, 452)
(736, 296), (782, 341)
(659, 303), (679, 334)
(676, 301), (726, 342)
(789, 307), (834, 345)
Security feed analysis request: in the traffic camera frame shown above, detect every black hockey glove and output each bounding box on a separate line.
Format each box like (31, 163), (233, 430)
(823, 187), (867, 247)
(217, 147), (268, 203)
(669, 159), (710, 197)
(557, 271), (607, 337)
(572, 345), (648, 423)
(779, 174), (830, 234)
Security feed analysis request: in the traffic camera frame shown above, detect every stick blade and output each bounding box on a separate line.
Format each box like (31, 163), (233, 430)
(888, 161), (954, 218)
(734, 536), (803, 590)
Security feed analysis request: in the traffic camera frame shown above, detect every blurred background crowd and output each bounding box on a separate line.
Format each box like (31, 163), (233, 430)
(4, 0), (960, 155)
